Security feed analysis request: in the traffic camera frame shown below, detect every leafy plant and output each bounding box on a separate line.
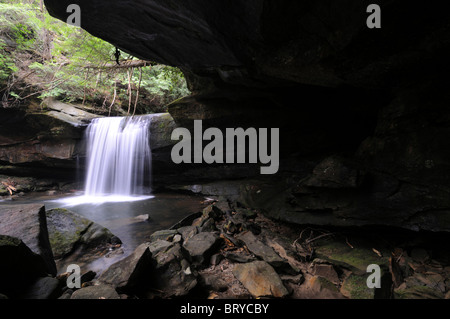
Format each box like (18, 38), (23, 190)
(0, 0), (190, 113)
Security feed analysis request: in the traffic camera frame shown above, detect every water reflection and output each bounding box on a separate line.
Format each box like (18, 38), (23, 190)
(41, 192), (205, 275)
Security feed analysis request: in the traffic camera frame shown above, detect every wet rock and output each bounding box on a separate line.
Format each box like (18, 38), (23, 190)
(58, 289), (73, 299)
(394, 285), (444, 299)
(149, 229), (178, 242)
(133, 214), (150, 222)
(311, 263), (340, 285)
(307, 276), (345, 299)
(314, 239), (389, 276)
(183, 232), (221, 265)
(198, 273), (228, 292)
(0, 235), (50, 298)
(146, 239), (173, 255)
(21, 276), (61, 299)
(340, 274), (375, 299)
(232, 261), (289, 298)
(202, 204), (224, 221)
(0, 204), (56, 276)
(151, 243), (197, 297)
(172, 234), (182, 243)
(70, 284), (121, 299)
(148, 113), (178, 150)
(169, 212), (202, 230)
(0, 109), (84, 169)
(236, 231), (286, 268)
(199, 218), (217, 232)
(46, 208), (117, 259)
(224, 251), (257, 264)
(176, 226), (198, 243)
(280, 274), (304, 285)
(98, 243), (153, 293)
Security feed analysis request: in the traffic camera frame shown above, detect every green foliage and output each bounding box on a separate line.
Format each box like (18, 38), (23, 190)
(0, 40), (17, 81)
(0, 0), (190, 112)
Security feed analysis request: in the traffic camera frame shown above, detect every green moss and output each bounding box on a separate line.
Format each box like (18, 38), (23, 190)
(0, 235), (21, 247)
(341, 274), (374, 299)
(394, 286), (444, 299)
(46, 208), (92, 257)
(315, 240), (389, 275)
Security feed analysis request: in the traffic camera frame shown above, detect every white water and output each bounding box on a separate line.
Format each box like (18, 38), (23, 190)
(84, 115), (153, 196)
(55, 115), (154, 206)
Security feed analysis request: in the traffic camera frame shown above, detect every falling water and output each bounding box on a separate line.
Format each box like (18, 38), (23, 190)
(84, 115), (153, 197)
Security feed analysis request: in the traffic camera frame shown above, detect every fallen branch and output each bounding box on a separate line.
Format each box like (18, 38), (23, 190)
(1, 181), (17, 195)
(84, 60), (152, 70)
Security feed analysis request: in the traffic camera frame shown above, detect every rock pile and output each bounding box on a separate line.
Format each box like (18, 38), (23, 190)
(1, 201), (449, 299)
(59, 201), (450, 300)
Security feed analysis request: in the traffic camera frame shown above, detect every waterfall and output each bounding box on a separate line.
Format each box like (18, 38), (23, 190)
(84, 115), (153, 197)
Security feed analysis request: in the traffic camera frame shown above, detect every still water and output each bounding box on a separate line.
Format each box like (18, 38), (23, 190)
(7, 192), (206, 275)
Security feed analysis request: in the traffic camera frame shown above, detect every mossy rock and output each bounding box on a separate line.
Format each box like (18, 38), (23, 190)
(315, 239), (389, 275)
(46, 208), (115, 259)
(394, 285), (445, 299)
(46, 208), (92, 258)
(341, 274), (375, 299)
(0, 235), (22, 247)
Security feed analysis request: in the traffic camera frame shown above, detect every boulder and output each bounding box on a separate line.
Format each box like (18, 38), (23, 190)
(151, 243), (197, 297)
(311, 263), (340, 285)
(149, 229), (178, 242)
(236, 231), (286, 268)
(232, 261), (289, 298)
(176, 226), (198, 243)
(21, 276), (61, 299)
(0, 235), (49, 298)
(394, 286), (445, 299)
(306, 276), (345, 299)
(70, 285), (121, 299)
(46, 208), (117, 259)
(0, 204), (56, 276)
(98, 243), (153, 294)
(0, 110), (84, 170)
(183, 232), (221, 265)
(340, 274), (376, 299)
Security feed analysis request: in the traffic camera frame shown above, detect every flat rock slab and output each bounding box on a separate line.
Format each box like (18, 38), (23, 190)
(149, 229), (178, 242)
(70, 285), (121, 299)
(0, 204), (56, 276)
(307, 276), (345, 299)
(311, 263), (340, 285)
(236, 231), (285, 268)
(183, 232), (220, 265)
(98, 243), (152, 293)
(232, 261), (288, 298)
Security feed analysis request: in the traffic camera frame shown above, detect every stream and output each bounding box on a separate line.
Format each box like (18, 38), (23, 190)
(4, 191), (206, 277)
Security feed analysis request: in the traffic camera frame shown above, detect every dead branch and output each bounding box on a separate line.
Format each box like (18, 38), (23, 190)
(84, 60), (151, 70)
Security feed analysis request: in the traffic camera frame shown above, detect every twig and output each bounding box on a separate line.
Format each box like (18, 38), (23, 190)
(346, 237), (354, 249)
(304, 233), (333, 245)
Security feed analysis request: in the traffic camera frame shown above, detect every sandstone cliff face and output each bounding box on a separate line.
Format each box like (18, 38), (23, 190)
(37, 1), (450, 232)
